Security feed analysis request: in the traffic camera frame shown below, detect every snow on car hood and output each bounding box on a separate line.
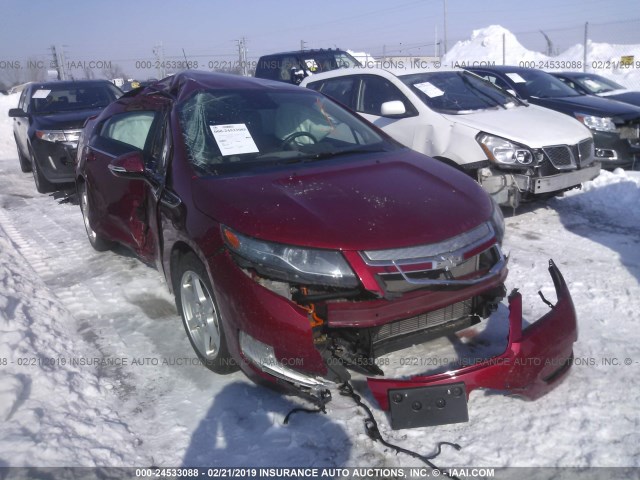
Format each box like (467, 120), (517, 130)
(442, 103), (591, 148)
(191, 150), (492, 251)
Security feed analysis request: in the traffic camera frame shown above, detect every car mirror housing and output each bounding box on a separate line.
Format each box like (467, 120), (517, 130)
(8, 108), (28, 118)
(107, 151), (146, 178)
(380, 100), (406, 117)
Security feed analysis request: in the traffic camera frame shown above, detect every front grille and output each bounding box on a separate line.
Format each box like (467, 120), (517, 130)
(576, 138), (595, 166)
(543, 145), (576, 169)
(618, 124), (640, 140)
(371, 299), (472, 345)
(379, 255), (480, 293)
(363, 222), (491, 264)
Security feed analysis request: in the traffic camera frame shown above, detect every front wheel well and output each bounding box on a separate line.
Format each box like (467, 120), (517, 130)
(169, 241), (198, 292)
(433, 156), (478, 179)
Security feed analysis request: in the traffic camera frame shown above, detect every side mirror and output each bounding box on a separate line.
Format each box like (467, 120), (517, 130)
(8, 108), (28, 118)
(108, 151), (145, 178)
(380, 100), (406, 117)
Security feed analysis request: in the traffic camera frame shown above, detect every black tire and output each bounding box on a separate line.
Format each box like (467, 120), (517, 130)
(29, 146), (54, 194)
(174, 252), (236, 374)
(78, 181), (112, 251)
(15, 137), (32, 173)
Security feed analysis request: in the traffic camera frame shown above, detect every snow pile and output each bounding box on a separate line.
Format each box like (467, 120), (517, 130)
(560, 169), (640, 225)
(443, 25), (640, 89)
(0, 93), (18, 156)
(444, 25), (548, 66)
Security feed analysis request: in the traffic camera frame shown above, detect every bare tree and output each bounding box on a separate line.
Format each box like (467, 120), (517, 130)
(84, 67), (95, 79)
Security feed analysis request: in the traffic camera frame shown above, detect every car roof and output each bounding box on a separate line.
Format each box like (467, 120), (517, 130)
(131, 70), (305, 101)
(259, 48), (350, 58)
(466, 65), (532, 73)
(29, 80), (114, 89)
(301, 66), (461, 84)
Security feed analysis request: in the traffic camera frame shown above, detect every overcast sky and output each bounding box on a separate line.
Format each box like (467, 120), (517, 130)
(1, 0), (639, 80)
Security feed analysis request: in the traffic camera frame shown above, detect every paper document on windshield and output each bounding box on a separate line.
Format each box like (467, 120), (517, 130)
(210, 124), (259, 156)
(413, 82), (444, 98)
(32, 89), (52, 99)
(506, 73), (526, 83)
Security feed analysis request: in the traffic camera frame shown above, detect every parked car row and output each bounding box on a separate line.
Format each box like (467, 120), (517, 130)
(301, 67), (601, 208)
(8, 70), (578, 430)
(467, 66), (640, 170)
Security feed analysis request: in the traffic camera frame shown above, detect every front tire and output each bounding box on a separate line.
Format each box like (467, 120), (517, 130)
(78, 181), (111, 251)
(30, 147), (54, 194)
(15, 137), (32, 173)
(174, 253), (236, 374)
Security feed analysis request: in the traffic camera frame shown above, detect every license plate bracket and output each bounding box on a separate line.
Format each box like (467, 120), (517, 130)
(388, 382), (468, 430)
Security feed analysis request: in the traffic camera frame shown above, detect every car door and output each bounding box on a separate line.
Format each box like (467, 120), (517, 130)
(354, 74), (419, 149)
(84, 106), (166, 260)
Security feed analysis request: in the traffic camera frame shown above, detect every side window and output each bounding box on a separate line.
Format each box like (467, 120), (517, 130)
(316, 77), (357, 108)
(357, 75), (416, 117)
(100, 111), (156, 151)
(279, 56), (300, 82)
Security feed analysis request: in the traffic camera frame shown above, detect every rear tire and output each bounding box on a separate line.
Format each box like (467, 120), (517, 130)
(174, 252), (236, 374)
(78, 181), (112, 251)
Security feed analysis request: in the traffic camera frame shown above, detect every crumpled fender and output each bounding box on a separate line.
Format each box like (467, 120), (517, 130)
(367, 260), (578, 411)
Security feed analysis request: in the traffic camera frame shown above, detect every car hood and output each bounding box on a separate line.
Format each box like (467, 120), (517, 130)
(530, 95), (640, 122)
(33, 108), (104, 130)
(441, 104), (591, 148)
(600, 91), (640, 108)
(191, 150), (493, 251)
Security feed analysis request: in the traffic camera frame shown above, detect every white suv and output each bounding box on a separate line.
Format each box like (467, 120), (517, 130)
(301, 68), (601, 207)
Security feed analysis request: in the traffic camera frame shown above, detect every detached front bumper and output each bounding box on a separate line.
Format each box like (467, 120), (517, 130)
(367, 260), (578, 429)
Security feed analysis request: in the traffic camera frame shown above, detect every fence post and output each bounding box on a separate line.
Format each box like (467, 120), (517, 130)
(503, 33), (506, 65)
(583, 22), (589, 72)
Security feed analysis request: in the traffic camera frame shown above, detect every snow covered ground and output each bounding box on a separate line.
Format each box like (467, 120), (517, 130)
(1, 78), (640, 475)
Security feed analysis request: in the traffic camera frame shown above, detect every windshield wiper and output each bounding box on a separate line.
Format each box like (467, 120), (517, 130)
(460, 74), (507, 109)
(305, 146), (387, 161)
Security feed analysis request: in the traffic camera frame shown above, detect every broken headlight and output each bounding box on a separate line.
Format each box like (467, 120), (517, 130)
(222, 226), (359, 288)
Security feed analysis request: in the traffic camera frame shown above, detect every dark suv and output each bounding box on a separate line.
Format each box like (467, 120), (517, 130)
(9, 80), (122, 192)
(255, 49), (360, 84)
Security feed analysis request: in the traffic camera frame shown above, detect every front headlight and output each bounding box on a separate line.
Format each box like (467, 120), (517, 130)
(36, 129), (82, 144)
(222, 227), (359, 288)
(574, 113), (616, 132)
(477, 133), (535, 166)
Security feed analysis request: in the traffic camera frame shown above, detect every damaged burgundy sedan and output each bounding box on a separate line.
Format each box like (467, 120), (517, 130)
(76, 71), (577, 429)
